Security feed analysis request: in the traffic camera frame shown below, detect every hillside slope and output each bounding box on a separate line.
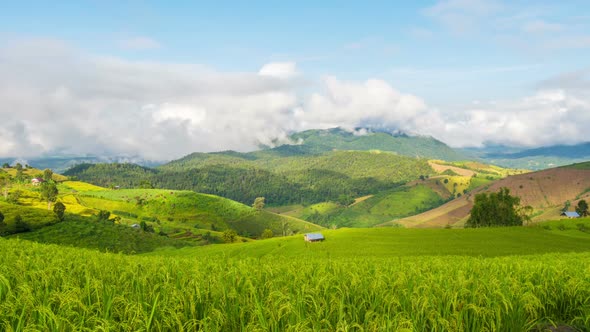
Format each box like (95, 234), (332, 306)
(279, 127), (466, 161)
(66, 151), (434, 206)
(391, 163), (590, 228)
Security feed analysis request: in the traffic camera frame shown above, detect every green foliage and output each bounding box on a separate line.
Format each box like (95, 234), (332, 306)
(260, 229), (273, 239)
(140, 220), (155, 233)
(78, 189), (321, 238)
(39, 182), (59, 210)
(294, 185), (446, 228)
(222, 229), (237, 243)
(53, 202), (66, 221)
(466, 187), (528, 228)
(576, 200), (588, 217)
(6, 190), (21, 204)
(562, 200), (571, 213)
(2, 223), (590, 330)
(13, 214), (31, 233)
(65, 150), (433, 206)
(252, 197), (265, 210)
(11, 217), (194, 253)
(0, 201), (57, 235)
(96, 210), (111, 222)
(43, 168), (53, 181)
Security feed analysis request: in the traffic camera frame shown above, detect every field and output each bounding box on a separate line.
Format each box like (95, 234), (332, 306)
(1, 219), (590, 331)
(280, 185), (446, 228)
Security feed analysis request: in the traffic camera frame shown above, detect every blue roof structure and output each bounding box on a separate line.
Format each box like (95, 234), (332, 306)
(305, 233), (325, 241)
(562, 211), (580, 218)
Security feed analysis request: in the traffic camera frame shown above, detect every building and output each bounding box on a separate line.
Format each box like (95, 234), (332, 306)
(304, 233), (325, 242)
(131, 224), (141, 229)
(31, 178), (45, 186)
(561, 211), (580, 219)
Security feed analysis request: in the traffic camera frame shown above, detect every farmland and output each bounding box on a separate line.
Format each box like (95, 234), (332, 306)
(1, 219), (590, 331)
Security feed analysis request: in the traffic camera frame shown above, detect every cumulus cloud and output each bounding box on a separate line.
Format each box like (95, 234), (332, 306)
(0, 39), (589, 160)
(258, 62), (298, 79)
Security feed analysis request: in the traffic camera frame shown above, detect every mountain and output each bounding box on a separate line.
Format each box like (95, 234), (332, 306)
(0, 155), (164, 173)
(65, 150), (434, 206)
(275, 127), (466, 161)
(462, 142), (590, 170)
(388, 162), (590, 228)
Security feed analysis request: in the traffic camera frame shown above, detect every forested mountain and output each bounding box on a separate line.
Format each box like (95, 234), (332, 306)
(275, 127), (466, 161)
(462, 142), (590, 170)
(65, 151), (434, 206)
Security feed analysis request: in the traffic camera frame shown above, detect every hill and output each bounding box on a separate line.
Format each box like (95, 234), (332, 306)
(277, 127), (466, 161)
(1, 167), (321, 244)
(66, 150), (434, 206)
(463, 142), (590, 170)
(269, 160), (524, 228)
(391, 162), (590, 228)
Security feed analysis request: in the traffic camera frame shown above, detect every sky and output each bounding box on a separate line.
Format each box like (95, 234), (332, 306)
(1, 0), (589, 159)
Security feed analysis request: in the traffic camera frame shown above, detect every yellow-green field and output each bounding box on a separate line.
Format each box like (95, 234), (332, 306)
(2, 219), (590, 331)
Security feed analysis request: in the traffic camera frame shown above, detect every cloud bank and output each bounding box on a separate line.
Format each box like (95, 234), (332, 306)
(0, 40), (589, 159)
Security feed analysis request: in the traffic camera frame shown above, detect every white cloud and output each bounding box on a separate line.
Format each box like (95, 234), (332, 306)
(258, 62), (298, 79)
(118, 36), (161, 50)
(0, 39), (589, 160)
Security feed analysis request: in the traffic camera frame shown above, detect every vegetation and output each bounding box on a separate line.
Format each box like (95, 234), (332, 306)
(466, 188), (531, 228)
(10, 216), (194, 254)
(2, 221), (590, 330)
(65, 150), (433, 206)
(576, 199), (589, 217)
(286, 185), (448, 228)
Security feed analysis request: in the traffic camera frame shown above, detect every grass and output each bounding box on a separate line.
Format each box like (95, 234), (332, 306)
(286, 185), (445, 228)
(1, 224), (590, 330)
(565, 161), (590, 170)
(9, 216), (195, 254)
(152, 220), (590, 259)
(77, 189), (323, 237)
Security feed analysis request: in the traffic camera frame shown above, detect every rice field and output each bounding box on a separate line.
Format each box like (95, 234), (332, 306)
(1, 223), (590, 331)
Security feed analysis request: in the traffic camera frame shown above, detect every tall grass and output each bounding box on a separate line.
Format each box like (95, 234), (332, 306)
(0, 238), (589, 331)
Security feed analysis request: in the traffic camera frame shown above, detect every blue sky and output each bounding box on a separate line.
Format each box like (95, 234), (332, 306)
(1, 1), (589, 158)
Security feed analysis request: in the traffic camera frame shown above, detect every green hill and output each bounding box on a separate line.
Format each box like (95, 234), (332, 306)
(66, 150), (434, 206)
(1, 168), (321, 245)
(281, 127), (466, 160)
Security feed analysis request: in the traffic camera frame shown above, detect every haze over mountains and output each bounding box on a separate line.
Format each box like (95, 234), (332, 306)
(4, 127), (590, 172)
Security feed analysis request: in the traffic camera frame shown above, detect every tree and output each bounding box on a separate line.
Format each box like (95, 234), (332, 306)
(140, 220), (155, 233)
(222, 229), (237, 243)
(139, 180), (153, 189)
(53, 202), (66, 221)
(13, 215), (31, 233)
(466, 187), (528, 228)
(252, 197), (265, 210)
(576, 200), (589, 217)
(0, 211), (6, 236)
(40, 183), (58, 210)
(97, 210), (111, 222)
(2, 163), (9, 168)
(15, 163), (22, 171)
(261, 229), (273, 239)
(562, 200), (571, 213)
(43, 169), (53, 182)
(7, 190), (21, 204)
(0, 176), (10, 200)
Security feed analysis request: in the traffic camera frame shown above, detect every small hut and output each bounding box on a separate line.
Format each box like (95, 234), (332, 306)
(561, 211), (580, 219)
(304, 233), (325, 242)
